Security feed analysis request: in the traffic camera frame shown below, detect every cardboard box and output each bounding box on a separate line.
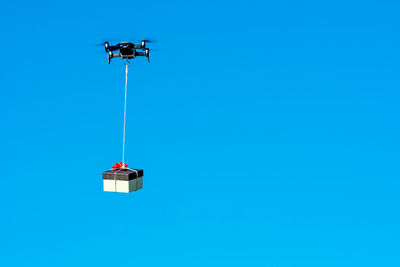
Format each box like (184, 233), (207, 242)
(103, 168), (143, 193)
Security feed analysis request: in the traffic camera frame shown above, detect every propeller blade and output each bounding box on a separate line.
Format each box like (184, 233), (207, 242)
(142, 39), (157, 43)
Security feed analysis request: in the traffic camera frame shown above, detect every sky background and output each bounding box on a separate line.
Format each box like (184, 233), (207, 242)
(1, 0), (400, 266)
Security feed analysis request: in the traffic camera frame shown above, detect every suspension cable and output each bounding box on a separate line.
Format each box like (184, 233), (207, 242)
(122, 63), (129, 167)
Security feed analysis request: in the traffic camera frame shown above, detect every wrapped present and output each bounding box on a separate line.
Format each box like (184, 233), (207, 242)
(103, 163), (143, 193)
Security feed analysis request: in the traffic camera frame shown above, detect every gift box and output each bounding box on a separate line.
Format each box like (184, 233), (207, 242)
(103, 168), (143, 193)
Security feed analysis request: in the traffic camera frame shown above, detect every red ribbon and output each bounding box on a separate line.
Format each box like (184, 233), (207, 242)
(112, 162), (128, 169)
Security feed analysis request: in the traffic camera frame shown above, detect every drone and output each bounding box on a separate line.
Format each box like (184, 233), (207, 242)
(104, 40), (151, 64)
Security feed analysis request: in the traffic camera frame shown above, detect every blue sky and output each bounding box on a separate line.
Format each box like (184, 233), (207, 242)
(1, 0), (400, 266)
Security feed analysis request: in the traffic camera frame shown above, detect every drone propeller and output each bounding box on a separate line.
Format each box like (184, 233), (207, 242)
(140, 39), (157, 50)
(142, 39), (156, 43)
(94, 41), (111, 52)
(94, 41), (109, 46)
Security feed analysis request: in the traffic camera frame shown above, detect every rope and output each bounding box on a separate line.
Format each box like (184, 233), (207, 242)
(114, 169), (123, 192)
(122, 63), (129, 166)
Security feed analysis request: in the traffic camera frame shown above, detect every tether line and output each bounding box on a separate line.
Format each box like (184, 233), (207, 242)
(122, 63), (129, 166)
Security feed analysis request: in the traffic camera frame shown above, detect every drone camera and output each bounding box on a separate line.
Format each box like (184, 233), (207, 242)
(141, 40), (146, 49)
(105, 42), (109, 52)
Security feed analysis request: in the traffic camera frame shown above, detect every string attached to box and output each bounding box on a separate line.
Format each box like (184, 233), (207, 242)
(122, 61), (129, 167)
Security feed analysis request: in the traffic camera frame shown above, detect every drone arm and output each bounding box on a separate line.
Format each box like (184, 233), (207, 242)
(108, 45), (120, 51)
(108, 52), (121, 64)
(109, 52), (121, 59)
(136, 51), (150, 62)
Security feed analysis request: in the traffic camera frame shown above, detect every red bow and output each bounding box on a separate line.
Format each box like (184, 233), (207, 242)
(112, 162), (128, 169)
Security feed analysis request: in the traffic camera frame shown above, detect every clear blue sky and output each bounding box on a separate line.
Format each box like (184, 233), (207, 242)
(1, 0), (400, 266)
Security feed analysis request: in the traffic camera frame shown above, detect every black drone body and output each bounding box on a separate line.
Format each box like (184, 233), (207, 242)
(104, 41), (151, 64)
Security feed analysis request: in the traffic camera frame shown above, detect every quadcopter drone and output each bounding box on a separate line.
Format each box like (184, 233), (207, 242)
(104, 41), (151, 64)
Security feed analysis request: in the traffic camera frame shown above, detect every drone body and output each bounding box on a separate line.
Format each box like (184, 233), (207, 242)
(105, 41), (151, 64)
